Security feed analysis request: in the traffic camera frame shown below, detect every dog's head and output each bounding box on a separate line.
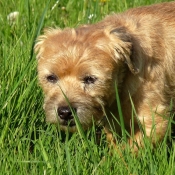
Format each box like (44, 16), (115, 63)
(34, 25), (138, 132)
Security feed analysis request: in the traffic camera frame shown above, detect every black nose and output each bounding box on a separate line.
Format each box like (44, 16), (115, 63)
(57, 106), (76, 121)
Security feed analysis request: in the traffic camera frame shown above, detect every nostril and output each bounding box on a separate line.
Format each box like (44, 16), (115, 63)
(57, 106), (76, 121)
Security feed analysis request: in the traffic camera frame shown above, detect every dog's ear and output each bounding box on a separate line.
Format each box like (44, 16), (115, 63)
(34, 28), (62, 60)
(34, 30), (48, 60)
(109, 27), (139, 74)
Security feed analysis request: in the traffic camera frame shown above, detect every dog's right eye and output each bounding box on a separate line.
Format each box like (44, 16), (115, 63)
(46, 74), (58, 83)
(83, 76), (97, 85)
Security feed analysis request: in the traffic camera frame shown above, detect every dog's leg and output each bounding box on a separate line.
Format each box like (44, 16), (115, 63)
(128, 112), (169, 152)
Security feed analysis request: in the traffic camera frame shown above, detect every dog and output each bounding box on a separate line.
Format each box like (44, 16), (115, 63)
(35, 2), (175, 151)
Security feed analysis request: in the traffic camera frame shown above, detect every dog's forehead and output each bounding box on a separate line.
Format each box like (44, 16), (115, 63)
(37, 27), (117, 79)
(40, 26), (112, 57)
(40, 29), (113, 67)
(40, 47), (113, 78)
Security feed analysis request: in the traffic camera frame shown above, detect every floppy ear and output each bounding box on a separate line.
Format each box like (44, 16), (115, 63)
(110, 27), (139, 74)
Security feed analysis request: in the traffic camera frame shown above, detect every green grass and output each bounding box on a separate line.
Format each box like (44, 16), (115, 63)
(0, 0), (175, 174)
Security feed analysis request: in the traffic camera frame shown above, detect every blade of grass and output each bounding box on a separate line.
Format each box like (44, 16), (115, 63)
(39, 137), (52, 169)
(65, 130), (72, 175)
(30, 0), (51, 60)
(59, 85), (98, 165)
(115, 82), (126, 141)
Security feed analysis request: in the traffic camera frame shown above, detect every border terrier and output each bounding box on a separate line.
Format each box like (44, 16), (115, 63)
(35, 2), (175, 151)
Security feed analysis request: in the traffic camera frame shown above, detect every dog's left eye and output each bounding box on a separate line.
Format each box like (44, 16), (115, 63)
(83, 76), (97, 84)
(46, 74), (58, 83)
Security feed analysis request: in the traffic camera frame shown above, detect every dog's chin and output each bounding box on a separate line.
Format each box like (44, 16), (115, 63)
(59, 123), (95, 132)
(59, 125), (78, 132)
(45, 116), (92, 132)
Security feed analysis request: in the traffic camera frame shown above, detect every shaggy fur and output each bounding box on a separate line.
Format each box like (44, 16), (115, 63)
(35, 2), (175, 151)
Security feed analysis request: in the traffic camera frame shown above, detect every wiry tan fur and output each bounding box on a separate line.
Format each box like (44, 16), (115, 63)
(35, 2), (175, 151)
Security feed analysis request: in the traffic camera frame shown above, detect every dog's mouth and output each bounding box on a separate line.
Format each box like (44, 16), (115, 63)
(61, 119), (76, 127)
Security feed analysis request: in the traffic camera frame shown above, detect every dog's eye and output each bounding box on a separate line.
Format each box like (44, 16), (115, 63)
(83, 76), (97, 84)
(46, 74), (58, 83)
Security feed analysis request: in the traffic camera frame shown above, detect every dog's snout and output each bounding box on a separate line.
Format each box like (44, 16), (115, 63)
(57, 106), (76, 121)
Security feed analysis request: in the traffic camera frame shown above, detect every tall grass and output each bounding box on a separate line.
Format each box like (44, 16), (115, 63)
(0, 0), (174, 174)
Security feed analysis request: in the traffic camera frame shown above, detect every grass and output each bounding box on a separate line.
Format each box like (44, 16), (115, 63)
(0, 0), (175, 174)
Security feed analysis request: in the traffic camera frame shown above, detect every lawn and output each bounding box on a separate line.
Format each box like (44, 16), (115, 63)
(0, 0), (175, 174)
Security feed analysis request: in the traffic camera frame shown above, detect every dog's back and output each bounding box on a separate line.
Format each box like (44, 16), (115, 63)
(95, 2), (175, 149)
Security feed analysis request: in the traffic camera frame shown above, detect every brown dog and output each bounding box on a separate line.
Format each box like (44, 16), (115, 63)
(35, 2), (175, 151)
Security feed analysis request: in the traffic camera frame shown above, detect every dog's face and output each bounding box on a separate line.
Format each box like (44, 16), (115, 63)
(35, 26), (134, 132)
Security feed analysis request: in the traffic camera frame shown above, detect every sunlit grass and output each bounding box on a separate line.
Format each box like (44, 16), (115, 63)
(0, 0), (174, 174)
